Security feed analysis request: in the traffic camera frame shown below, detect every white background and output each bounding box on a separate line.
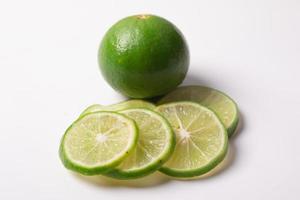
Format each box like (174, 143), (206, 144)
(1, 0), (299, 199)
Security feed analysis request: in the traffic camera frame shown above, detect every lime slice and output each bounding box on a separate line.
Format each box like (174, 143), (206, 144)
(156, 102), (228, 178)
(105, 108), (175, 179)
(59, 111), (138, 175)
(158, 86), (239, 137)
(80, 104), (104, 116)
(80, 100), (155, 117)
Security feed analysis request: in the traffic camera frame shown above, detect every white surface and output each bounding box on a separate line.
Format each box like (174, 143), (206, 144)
(1, 0), (299, 199)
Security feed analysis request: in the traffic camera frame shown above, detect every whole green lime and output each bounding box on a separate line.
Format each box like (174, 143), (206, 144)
(98, 14), (189, 98)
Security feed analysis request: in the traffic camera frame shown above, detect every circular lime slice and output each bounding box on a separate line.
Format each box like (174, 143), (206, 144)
(80, 100), (155, 117)
(105, 108), (175, 179)
(59, 111), (138, 175)
(156, 102), (228, 178)
(158, 86), (239, 137)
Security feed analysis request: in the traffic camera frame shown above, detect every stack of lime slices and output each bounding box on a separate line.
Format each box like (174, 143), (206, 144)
(59, 86), (239, 179)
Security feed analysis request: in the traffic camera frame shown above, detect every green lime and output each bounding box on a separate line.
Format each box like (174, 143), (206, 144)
(158, 86), (239, 137)
(59, 112), (138, 175)
(98, 14), (189, 98)
(105, 108), (175, 179)
(80, 100), (155, 117)
(156, 102), (228, 178)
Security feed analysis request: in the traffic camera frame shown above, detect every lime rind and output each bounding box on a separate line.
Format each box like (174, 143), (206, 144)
(156, 101), (228, 178)
(59, 111), (139, 175)
(158, 85), (239, 137)
(159, 137), (228, 178)
(227, 111), (239, 137)
(80, 104), (103, 117)
(108, 100), (156, 111)
(80, 100), (156, 117)
(105, 108), (175, 179)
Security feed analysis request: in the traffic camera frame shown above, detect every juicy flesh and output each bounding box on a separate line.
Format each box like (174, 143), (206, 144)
(64, 113), (133, 167)
(158, 103), (225, 170)
(159, 86), (237, 130)
(117, 110), (169, 170)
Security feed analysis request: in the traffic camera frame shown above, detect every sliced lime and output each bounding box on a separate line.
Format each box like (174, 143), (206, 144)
(158, 86), (239, 137)
(156, 102), (228, 178)
(80, 100), (155, 117)
(105, 108), (175, 179)
(59, 111), (138, 175)
(80, 104), (104, 116)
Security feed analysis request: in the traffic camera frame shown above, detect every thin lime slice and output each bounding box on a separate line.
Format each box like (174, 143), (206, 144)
(59, 111), (138, 175)
(80, 104), (105, 116)
(158, 86), (239, 137)
(105, 108), (175, 179)
(80, 100), (155, 117)
(156, 102), (228, 178)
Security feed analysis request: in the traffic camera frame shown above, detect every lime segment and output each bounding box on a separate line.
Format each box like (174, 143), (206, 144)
(156, 102), (228, 178)
(158, 86), (239, 136)
(105, 108), (175, 179)
(59, 112), (138, 175)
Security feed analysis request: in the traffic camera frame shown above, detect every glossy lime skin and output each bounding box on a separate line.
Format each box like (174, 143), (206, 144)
(98, 14), (189, 98)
